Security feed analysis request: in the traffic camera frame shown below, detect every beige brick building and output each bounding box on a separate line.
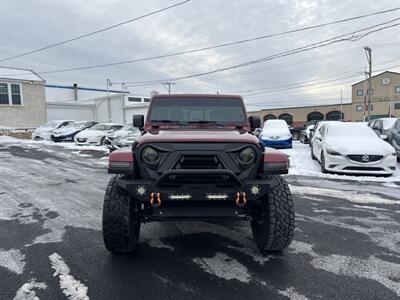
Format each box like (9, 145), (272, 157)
(249, 71), (400, 127)
(0, 67), (47, 128)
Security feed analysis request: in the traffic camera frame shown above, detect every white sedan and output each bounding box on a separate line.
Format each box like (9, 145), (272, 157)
(311, 122), (397, 175)
(74, 123), (123, 146)
(32, 120), (74, 140)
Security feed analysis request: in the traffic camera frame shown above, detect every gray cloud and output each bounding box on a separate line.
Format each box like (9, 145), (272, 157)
(0, 0), (399, 111)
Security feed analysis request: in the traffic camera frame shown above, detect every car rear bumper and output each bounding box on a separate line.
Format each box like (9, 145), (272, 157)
(261, 138), (292, 148)
(116, 176), (270, 221)
(325, 153), (396, 175)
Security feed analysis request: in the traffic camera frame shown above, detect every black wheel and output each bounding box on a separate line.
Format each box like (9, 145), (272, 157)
(320, 152), (328, 173)
(100, 137), (106, 145)
(311, 146), (317, 160)
(103, 175), (140, 254)
(251, 175), (295, 252)
(292, 132), (299, 140)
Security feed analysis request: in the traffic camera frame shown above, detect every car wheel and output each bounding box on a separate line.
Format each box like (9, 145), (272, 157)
(292, 132), (299, 140)
(320, 152), (328, 173)
(251, 175), (295, 252)
(311, 146), (317, 160)
(102, 175), (141, 254)
(100, 137), (106, 145)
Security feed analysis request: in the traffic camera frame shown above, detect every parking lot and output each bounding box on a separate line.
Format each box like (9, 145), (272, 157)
(0, 138), (399, 299)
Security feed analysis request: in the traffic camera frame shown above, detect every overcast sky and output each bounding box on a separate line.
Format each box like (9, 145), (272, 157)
(0, 0), (399, 111)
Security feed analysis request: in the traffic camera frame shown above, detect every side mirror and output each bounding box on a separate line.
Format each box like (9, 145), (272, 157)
(248, 116), (261, 131)
(380, 134), (388, 140)
(133, 115), (144, 131)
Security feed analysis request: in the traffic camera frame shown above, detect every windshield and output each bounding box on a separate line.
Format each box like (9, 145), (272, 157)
(327, 124), (377, 138)
(263, 120), (288, 130)
(149, 97), (246, 124)
(89, 124), (110, 131)
(383, 119), (396, 129)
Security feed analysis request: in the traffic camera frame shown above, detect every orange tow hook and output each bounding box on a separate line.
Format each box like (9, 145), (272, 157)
(235, 192), (247, 207)
(150, 192), (161, 208)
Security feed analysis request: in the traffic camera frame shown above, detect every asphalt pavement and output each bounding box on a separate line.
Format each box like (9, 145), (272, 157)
(0, 140), (400, 300)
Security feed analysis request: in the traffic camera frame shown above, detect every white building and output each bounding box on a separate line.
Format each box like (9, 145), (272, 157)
(46, 83), (150, 124)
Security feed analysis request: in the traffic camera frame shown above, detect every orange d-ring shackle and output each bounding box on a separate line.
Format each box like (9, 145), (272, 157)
(235, 192), (247, 207)
(150, 192), (161, 207)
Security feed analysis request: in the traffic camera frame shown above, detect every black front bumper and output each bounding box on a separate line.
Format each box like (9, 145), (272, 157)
(116, 173), (269, 221)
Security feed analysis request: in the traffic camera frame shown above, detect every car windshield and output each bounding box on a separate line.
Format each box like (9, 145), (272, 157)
(89, 124), (109, 131)
(149, 97), (246, 124)
(383, 119), (397, 129)
(263, 120), (288, 130)
(327, 124), (377, 138)
(121, 125), (139, 133)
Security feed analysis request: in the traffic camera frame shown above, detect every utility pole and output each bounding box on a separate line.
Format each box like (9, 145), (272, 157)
(340, 89), (343, 120)
(364, 46), (372, 122)
(121, 83), (127, 124)
(106, 78), (112, 122)
(162, 82), (175, 94)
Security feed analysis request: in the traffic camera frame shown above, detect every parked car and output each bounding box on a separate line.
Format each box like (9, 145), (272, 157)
(311, 122), (396, 175)
(260, 119), (292, 148)
(309, 120), (340, 147)
(51, 121), (97, 142)
(368, 118), (397, 140)
(290, 120), (318, 140)
(32, 120), (74, 140)
(387, 118), (400, 162)
(299, 124), (315, 144)
(105, 125), (141, 152)
(74, 123), (123, 145)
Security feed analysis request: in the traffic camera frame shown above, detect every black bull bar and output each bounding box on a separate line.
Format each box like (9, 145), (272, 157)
(115, 169), (270, 221)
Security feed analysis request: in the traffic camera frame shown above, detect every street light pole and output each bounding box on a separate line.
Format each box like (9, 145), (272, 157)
(121, 83), (127, 124)
(106, 78), (112, 122)
(340, 89), (343, 120)
(364, 46), (372, 122)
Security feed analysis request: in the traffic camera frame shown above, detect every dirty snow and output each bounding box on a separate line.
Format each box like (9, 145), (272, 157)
(0, 248), (25, 274)
(13, 279), (47, 300)
(193, 252), (251, 283)
(49, 253), (89, 300)
(278, 287), (310, 300)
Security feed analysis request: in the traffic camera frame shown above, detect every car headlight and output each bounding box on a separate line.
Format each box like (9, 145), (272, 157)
(142, 146), (159, 164)
(326, 148), (341, 156)
(238, 147), (256, 165)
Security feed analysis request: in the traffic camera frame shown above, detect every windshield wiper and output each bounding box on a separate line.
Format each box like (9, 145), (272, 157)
(151, 120), (186, 126)
(187, 121), (225, 127)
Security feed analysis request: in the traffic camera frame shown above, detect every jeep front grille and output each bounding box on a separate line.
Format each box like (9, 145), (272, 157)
(175, 154), (222, 169)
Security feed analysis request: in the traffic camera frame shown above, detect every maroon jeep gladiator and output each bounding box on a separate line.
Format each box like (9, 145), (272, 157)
(103, 94), (294, 253)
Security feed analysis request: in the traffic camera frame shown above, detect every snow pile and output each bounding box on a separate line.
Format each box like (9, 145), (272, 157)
(13, 280), (47, 300)
(0, 248), (25, 274)
(49, 253), (89, 300)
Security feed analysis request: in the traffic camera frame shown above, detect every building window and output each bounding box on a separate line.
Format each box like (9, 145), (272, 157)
(356, 89), (364, 96)
(11, 84), (21, 105)
(356, 104), (373, 112)
(144, 98), (150, 102)
(394, 102), (400, 110)
(367, 89), (374, 95)
(0, 83), (9, 104)
(0, 82), (22, 105)
(128, 97), (141, 102)
(395, 86), (400, 93)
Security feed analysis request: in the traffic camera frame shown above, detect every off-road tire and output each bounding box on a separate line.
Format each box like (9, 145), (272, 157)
(251, 175), (295, 252)
(103, 175), (140, 254)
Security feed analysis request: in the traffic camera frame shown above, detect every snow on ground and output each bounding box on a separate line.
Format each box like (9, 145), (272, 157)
(0, 248), (25, 274)
(13, 280), (47, 300)
(282, 141), (400, 182)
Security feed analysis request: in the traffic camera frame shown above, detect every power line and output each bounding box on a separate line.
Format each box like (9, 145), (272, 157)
(120, 18), (400, 86)
(0, 0), (191, 63)
(3, 7), (399, 75)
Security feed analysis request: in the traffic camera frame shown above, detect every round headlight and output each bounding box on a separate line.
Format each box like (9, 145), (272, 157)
(238, 147), (255, 165)
(142, 146), (159, 164)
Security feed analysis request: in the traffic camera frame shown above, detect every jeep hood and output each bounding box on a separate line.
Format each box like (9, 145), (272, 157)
(138, 130), (261, 147)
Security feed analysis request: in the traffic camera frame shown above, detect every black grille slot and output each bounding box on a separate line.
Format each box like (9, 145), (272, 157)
(175, 155), (222, 169)
(343, 166), (384, 171)
(347, 155), (383, 163)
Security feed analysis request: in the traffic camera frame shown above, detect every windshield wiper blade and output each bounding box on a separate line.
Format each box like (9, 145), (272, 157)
(187, 121), (225, 127)
(151, 120), (186, 126)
